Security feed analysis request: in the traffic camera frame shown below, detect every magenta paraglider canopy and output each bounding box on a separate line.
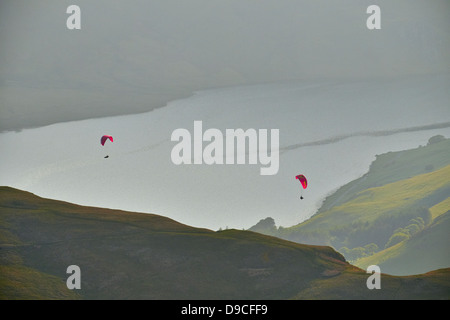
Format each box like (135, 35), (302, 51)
(100, 135), (113, 146)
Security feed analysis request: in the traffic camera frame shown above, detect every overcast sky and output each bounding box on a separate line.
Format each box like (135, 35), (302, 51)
(1, 0), (449, 131)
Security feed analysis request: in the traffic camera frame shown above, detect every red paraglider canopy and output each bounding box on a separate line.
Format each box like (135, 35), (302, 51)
(295, 174), (307, 189)
(101, 135), (113, 146)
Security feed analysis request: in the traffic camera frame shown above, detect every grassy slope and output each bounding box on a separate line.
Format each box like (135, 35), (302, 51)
(1, 186), (449, 299)
(290, 164), (449, 235)
(430, 197), (450, 220)
(291, 164), (449, 230)
(280, 165), (449, 247)
(274, 138), (450, 275)
(355, 211), (450, 276)
(317, 138), (450, 213)
(0, 186), (349, 299)
(293, 268), (450, 300)
(0, 264), (82, 300)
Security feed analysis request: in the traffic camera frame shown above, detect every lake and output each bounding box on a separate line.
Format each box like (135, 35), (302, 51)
(1, 74), (449, 230)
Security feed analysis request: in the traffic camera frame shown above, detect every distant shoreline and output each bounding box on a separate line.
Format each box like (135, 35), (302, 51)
(0, 86), (195, 133)
(2, 72), (449, 134)
(281, 122), (450, 152)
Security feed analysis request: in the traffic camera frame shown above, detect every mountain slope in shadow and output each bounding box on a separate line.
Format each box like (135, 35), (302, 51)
(1, 186), (448, 299)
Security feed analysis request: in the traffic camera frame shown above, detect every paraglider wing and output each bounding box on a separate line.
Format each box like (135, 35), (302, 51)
(295, 174), (307, 189)
(101, 135), (113, 146)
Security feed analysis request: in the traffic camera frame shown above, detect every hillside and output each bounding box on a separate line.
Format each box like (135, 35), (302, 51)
(250, 136), (450, 275)
(1, 186), (449, 299)
(317, 135), (450, 213)
(356, 211), (450, 276)
(0, 186), (349, 300)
